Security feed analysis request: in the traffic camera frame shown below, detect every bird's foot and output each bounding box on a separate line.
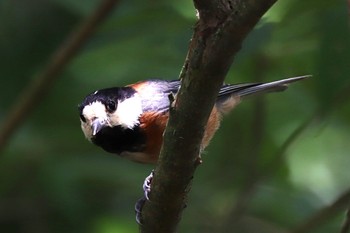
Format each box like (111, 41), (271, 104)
(143, 170), (154, 200)
(135, 170), (154, 225)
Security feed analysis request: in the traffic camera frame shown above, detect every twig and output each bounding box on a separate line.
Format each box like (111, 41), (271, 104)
(139, 0), (277, 232)
(348, 0), (350, 23)
(0, 0), (119, 153)
(340, 209), (350, 233)
(220, 80), (350, 230)
(220, 108), (316, 231)
(261, 113), (316, 177)
(291, 189), (350, 233)
(220, 55), (270, 231)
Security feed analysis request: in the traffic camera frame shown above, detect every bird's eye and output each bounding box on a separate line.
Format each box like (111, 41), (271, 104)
(80, 114), (86, 122)
(106, 99), (117, 113)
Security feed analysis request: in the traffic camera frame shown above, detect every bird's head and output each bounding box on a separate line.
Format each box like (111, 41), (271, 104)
(78, 87), (142, 140)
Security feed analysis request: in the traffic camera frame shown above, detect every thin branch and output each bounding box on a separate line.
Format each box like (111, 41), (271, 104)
(218, 74), (350, 228)
(0, 0), (119, 153)
(220, 55), (270, 231)
(262, 113), (316, 177)
(340, 209), (350, 233)
(139, 0), (277, 232)
(348, 0), (350, 24)
(220, 80), (350, 232)
(220, 111), (316, 231)
(291, 189), (350, 233)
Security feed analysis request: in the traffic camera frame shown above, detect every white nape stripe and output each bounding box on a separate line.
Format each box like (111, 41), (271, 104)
(109, 94), (142, 129)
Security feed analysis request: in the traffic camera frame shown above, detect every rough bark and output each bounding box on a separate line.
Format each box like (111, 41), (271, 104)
(139, 0), (277, 232)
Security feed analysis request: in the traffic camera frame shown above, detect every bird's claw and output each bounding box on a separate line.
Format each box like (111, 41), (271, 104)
(135, 170), (154, 225)
(135, 197), (146, 225)
(143, 170), (154, 200)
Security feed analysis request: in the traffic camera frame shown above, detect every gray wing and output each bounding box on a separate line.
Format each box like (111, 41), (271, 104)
(138, 79), (180, 113)
(138, 75), (309, 112)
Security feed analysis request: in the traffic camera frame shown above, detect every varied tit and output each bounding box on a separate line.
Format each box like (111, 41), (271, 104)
(78, 75), (309, 164)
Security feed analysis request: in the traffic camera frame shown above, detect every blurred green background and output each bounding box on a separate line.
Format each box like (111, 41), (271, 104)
(1, 0), (350, 232)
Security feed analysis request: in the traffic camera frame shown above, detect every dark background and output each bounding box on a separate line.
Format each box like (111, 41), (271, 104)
(1, 0), (350, 232)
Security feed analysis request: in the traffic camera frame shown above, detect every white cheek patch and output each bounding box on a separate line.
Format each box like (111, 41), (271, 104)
(109, 94), (142, 129)
(81, 121), (92, 141)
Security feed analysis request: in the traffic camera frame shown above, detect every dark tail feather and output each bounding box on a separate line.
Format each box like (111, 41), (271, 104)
(218, 75), (311, 98)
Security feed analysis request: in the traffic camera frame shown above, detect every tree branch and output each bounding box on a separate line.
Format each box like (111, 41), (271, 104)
(139, 0), (277, 232)
(291, 189), (350, 233)
(216, 73), (350, 229)
(340, 209), (350, 233)
(0, 0), (119, 153)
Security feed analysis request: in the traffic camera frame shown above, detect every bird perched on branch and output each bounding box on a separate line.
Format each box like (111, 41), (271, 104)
(78, 75), (309, 164)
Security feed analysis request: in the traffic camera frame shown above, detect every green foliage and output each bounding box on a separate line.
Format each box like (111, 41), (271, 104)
(1, 0), (349, 232)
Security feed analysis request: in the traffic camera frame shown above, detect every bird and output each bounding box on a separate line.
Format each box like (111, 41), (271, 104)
(78, 75), (309, 164)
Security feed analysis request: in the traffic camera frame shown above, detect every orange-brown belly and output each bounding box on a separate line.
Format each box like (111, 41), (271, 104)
(138, 105), (225, 164)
